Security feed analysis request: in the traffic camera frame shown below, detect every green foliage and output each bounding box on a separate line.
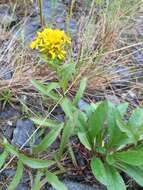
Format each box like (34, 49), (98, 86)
(75, 101), (143, 190)
(31, 72), (143, 189)
(46, 171), (68, 190)
(8, 160), (24, 190)
(0, 150), (8, 169)
(0, 138), (62, 190)
(0, 89), (13, 108)
(32, 124), (63, 153)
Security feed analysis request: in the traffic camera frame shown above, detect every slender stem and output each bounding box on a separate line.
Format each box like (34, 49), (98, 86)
(38, 0), (44, 28)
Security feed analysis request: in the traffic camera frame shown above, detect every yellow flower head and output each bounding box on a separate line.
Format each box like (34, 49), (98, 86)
(30, 28), (71, 60)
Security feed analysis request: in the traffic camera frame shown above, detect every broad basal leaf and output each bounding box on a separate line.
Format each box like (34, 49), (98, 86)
(105, 102), (128, 149)
(117, 103), (128, 117)
(105, 164), (126, 190)
(116, 118), (138, 144)
(91, 157), (126, 190)
(88, 101), (108, 143)
(128, 108), (143, 129)
(78, 132), (92, 150)
(119, 163), (143, 187)
(111, 150), (143, 166)
(91, 157), (107, 185)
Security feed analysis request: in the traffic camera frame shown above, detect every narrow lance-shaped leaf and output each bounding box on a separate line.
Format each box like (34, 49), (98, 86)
(31, 80), (60, 101)
(73, 78), (87, 105)
(3, 138), (19, 157)
(33, 125), (63, 154)
(32, 171), (42, 190)
(60, 98), (75, 120)
(19, 154), (55, 169)
(31, 117), (62, 128)
(58, 122), (73, 158)
(8, 160), (23, 190)
(0, 149), (8, 169)
(46, 171), (68, 190)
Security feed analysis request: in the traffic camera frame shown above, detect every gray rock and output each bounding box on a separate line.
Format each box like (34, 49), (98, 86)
(0, 108), (20, 119)
(0, 4), (16, 26)
(0, 169), (29, 190)
(3, 124), (15, 141)
(78, 99), (89, 111)
(110, 65), (131, 86)
(12, 119), (35, 147)
(15, 184), (29, 190)
(0, 68), (13, 80)
(105, 95), (120, 105)
(21, 0), (77, 43)
(133, 48), (143, 65)
(49, 181), (102, 190)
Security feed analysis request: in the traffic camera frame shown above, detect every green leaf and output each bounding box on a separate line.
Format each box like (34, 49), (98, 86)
(4, 138), (19, 157)
(32, 171), (42, 190)
(8, 160), (23, 190)
(128, 108), (143, 129)
(88, 101), (108, 143)
(116, 118), (137, 144)
(46, 171), (68, 190)
(31, 80), (60, 101)
(91, 157), (107, 185)
(60, 98), (75, 120)
(0, 150), (8, 169)
(73, 78), (87, 105)
(112, 150), (143, 166)
(78, 132), (91, 150)
(91, 158), (126, 190)
(31, 117), (62, 128)
(105, 164), (126, 190)
(117, 103), (128, 117)
(33, 125), (63, 153)
(59, 122), (73, 158)
(107, 102), (130, 148)
(19, 154), (55, 168)
(58, 63), (75, 91)
(119, 163), (143, 187)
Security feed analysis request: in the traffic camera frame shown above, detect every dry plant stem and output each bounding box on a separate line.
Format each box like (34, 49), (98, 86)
(38, 0), (44, 28)
(0, 65), (88, 174)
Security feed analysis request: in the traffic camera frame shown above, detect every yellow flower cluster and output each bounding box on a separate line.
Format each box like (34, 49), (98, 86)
(30, 28), (71, 60)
